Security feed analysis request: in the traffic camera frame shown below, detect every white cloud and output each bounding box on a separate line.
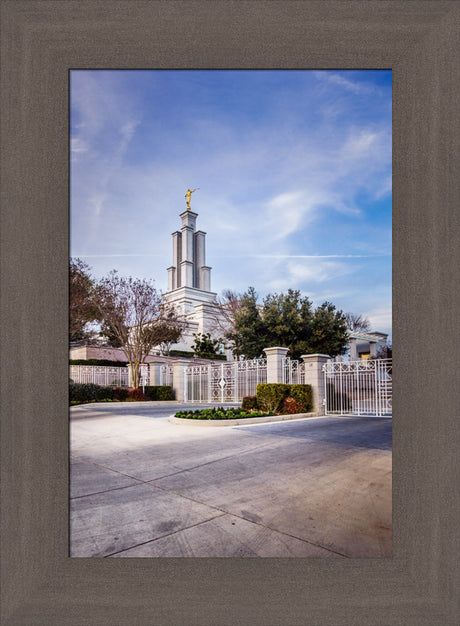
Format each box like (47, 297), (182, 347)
(314, 71), (377, 96)
(71, 138), (88, 153)
(288, 259), (353, 283)
(365, 307), (392, 334)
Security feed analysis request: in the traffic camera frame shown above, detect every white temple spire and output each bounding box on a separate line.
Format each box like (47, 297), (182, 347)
(167, 208), (211, 293)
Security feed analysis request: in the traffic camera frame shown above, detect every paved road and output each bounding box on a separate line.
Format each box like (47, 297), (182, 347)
(70, 402), (392, 558)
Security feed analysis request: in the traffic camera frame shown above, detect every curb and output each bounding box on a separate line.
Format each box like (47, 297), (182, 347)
(168, 412), (323, 427)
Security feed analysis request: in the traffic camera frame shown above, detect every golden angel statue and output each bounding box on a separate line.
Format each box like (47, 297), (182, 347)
(185, 188), (199, 209)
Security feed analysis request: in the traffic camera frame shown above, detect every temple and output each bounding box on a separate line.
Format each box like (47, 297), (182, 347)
(162, 209), (224, 353)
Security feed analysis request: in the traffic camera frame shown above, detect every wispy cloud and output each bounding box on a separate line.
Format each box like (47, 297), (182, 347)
(314, 71), (377, 96)
(71, 137), (88, 154)
(227, 254), (390, 259)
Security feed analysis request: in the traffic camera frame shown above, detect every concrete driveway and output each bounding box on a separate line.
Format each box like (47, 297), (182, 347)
(70, 402), (392, 558)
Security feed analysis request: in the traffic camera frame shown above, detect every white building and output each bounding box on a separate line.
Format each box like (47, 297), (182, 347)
(347, 331), (389, 360)
(162, 208), (227, 355)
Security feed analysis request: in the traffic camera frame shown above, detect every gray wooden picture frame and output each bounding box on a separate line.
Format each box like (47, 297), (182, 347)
(1, 1), (459, 624)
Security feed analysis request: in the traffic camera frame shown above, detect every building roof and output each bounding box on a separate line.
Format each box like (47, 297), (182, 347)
(348, 331), (388, 343)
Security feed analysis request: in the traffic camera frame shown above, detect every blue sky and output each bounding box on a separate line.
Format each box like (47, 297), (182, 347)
(70, 70), (392, 337)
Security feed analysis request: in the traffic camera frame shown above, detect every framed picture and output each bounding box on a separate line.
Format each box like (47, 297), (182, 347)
(1, 2), (458, 624)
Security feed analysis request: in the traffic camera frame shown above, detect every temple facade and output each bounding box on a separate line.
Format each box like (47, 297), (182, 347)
(162, 208), (226, 354)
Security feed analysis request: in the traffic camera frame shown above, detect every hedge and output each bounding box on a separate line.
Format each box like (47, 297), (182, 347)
(288, 384), (312, 412)
(144, 385), (174, 401)
(255, 383), (313, 413)
(167, 350), (195, 358)
(70, 359), (128, 367)
(69, 383), (148, 404)
(69, 382), (114, 403)
(256, 383), (292, 413)
(241, 395), (258, 410)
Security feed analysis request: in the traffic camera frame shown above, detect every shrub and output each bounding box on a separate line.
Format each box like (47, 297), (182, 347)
(288, 384), (312, 412)
(126, 388), (148, 401)
(144, 385), (174, 401)
(282, 397), (303, 414)
(174, 407), (274, 420)
(69, 382), (113, 403)
(255, 383), (313, 414)
(256, 383), (292, 413)
(113, 387), (129, 401)
(241, 395), (258, 410)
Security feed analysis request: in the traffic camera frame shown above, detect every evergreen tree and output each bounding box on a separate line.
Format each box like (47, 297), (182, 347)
(191, 333), (220, 358)
(310, 301), (349, 357)
(262, 289), (313, 359)
(232, 287), (267, 358)
(231, 289), (350, 360)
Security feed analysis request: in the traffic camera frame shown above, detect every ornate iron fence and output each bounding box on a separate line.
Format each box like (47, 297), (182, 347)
(283, 357), (305, 384)
(69, 365), (130, 387)
(159, 364), (174, 387)
(323, 359), (392, 416)
(184, 358), (267, 402)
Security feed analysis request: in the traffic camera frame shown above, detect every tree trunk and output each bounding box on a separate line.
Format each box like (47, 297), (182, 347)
(129, 362), (140, 388)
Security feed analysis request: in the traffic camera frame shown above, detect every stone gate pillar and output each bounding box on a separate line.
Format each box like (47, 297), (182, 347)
(147, 362), (162, 387)
(301, 354), (330, 415)
(263, 347), (289, 384)
(172, 359), (190, 402)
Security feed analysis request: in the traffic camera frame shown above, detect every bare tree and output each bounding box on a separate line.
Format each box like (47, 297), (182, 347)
(373, 343), (392, 359)
(94, 271), (184, 387)
(207, 289), (243, 355)
(344, 312), (371, 333)
(155, 307), (186, 356)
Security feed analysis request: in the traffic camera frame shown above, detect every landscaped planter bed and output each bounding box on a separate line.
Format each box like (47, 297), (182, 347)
(174, 407), (274, 421)
(169, 410), (318, 427)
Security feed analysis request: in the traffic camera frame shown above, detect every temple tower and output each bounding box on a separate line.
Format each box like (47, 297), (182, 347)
(162, 200), (220, 351)
(166, 210), (212, 292)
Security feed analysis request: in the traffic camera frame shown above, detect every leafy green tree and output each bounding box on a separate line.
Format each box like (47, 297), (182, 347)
(69, 258), (100, 342)
(191, 333), (221, 358)
(231, 287), (267, 358)
(231, 288), (349, 359)
(310, 301), (349, 357)
(262, 289), (313, 359)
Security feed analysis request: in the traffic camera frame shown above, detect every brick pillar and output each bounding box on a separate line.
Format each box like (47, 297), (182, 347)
(172, 359), (190, 402)
(301, 354), (330, 414)
(263, 347), (289, 383)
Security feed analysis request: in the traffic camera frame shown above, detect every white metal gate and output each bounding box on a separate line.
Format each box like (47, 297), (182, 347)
(323, 359), (392, 416)
(185, 358), (267, 403)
